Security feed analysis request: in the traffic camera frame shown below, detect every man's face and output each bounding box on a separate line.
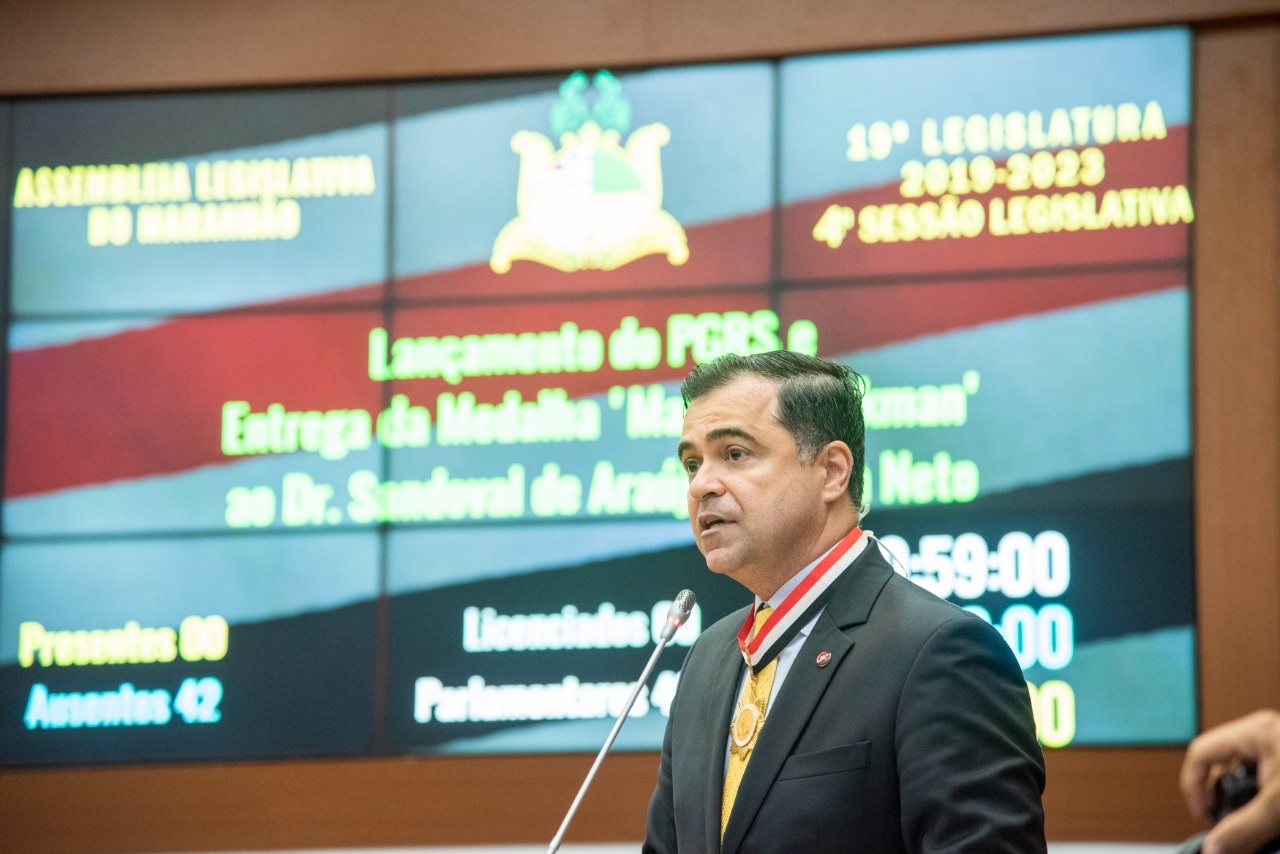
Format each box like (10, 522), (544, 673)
(677, 374), (829, 594)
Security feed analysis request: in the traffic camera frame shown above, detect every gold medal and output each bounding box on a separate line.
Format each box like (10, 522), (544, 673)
(731, 704), (759, 749)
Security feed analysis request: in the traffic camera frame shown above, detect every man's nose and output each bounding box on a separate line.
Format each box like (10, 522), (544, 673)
(689, 461), (724, 498)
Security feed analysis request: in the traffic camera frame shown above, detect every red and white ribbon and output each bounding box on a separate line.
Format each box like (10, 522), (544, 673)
(737, 527), (867, 673)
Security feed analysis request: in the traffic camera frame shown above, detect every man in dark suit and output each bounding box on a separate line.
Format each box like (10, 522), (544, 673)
(644, 351), (1046, 853)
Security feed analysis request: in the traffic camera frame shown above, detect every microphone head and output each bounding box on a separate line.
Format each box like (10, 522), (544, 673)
(660, 589), (697, 642)
(672, 589), (696, 619)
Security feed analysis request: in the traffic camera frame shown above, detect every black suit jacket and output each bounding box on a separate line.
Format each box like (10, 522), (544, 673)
(643, 541), (1046, 853)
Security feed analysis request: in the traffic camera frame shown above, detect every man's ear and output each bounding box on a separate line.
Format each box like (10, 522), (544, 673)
(817, 441), (854, 504)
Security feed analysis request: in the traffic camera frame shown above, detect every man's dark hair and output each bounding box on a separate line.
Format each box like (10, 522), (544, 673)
(680, 351), (866, 507)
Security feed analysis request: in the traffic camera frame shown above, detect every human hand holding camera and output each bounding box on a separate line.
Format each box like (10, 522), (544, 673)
(1181, 709), (1280, 854)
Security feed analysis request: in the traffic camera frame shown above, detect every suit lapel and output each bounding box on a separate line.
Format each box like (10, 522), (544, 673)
(821, 543), (894, 631)
(719, 546), (895, 854)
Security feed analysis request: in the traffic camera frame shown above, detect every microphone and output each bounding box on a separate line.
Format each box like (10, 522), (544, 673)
(659, 588), (697, 642)
(547, 589), (696, 854)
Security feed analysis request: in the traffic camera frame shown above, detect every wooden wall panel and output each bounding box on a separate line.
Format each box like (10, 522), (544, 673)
(1192, 22), (1280, 728)
(0, 2), (1278, 851)
(0, 0), (1277, 95)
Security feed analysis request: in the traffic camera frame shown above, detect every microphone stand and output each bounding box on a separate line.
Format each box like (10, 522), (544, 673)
(547, 601), (688, 854)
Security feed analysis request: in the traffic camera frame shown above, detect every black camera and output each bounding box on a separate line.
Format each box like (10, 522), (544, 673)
(1214, 764), (1262, 824)
(1176, 764), (1280, 854)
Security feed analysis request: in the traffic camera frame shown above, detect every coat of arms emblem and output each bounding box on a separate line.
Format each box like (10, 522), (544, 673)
(490, 70), (689, 274)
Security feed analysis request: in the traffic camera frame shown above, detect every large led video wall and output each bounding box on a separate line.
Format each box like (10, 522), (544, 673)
(0, 27), (1194, 765)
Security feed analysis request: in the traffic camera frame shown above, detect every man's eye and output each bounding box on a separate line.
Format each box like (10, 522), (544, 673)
(728, 447), (745, 461)
(683, 459), (699, 474)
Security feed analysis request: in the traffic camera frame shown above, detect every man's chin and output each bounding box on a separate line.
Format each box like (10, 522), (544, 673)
(701, 551), (740, 579)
